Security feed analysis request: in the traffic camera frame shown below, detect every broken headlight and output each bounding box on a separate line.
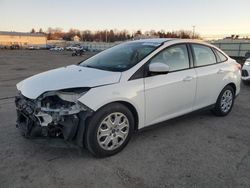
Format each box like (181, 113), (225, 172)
(40, 87), (90, 103)
(38, 87), (91, 115)
(56, 87), (90, 103)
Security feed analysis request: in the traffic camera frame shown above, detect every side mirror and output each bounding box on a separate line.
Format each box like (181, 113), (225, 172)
(149, 63), (170, 74)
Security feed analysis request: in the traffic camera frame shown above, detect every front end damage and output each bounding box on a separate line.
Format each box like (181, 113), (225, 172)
(15, 88), (93, 147)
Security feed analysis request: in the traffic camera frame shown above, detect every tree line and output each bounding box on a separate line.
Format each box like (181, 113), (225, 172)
(31, 28), (201, 42)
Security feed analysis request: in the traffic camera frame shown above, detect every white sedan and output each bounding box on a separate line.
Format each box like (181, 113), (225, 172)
(66, 46), (81, 51)
(49, 46), (64, 51)
(15, 39), (241, 157)
(242, 58), (250, 84)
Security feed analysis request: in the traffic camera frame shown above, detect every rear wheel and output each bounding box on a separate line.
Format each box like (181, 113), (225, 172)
(85, 103), (134, 158)
(212, 85), (235, 116)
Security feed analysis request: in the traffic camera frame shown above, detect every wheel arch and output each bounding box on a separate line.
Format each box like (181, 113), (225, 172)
(117, 101), (139, 131)
(226, 82), (236, 95)
(212, 81), (238, 109)
(93, 100), (139, 131)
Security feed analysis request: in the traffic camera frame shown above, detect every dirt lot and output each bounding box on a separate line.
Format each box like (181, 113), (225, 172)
(0, 50), (250, 188)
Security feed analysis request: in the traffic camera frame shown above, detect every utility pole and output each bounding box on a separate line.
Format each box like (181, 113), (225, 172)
(192, 25), (196, 39)
(105, 30), (108, 43)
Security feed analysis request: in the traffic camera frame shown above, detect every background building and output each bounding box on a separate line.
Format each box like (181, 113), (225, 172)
(0, 31), (47, 48)
(72, 35), (80, 42)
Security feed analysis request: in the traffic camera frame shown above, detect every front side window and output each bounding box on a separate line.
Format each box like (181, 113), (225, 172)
(192, 44), (216, 67)
(149, 44), (190, 72)
(79, 42), (161, 72)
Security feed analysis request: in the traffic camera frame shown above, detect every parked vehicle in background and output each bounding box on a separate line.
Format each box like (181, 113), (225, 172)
(28, 46), (35, 50)
(66, 44), (81, 51)
(15, 39), (241, 157)
(242, 58), (250, 84)
(46, 45), (55, 50)
(49, 46), (64, 51)
(245, 51), (250, 59)
(0, 45), (7, 49)
(28, 46), (40, 50)
(72, 48), (86, 56)
(10, 44), (20, 50)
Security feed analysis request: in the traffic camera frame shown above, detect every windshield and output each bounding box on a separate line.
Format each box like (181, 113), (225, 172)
(79, 42), (161, 72)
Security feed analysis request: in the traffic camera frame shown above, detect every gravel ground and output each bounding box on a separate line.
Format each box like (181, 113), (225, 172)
(0, 50), (250, 188)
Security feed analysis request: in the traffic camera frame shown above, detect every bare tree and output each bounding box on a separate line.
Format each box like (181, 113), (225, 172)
(44, 28), (200, 41)
(38, 28), (43, 33)
(30, 28), (35, 33)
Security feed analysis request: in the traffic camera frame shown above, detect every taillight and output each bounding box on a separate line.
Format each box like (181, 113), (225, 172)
(236, 63), (241, 70)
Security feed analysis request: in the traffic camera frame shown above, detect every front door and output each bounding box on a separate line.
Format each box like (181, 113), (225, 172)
(144, 44), (196, 126)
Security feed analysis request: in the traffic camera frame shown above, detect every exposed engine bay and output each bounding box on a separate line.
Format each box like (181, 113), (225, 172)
(15, 88), (93, 146)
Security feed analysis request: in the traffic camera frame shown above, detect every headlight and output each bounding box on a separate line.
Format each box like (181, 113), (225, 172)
(39, 87), (90, 104)
(245, 61), (250, 66)
(59, 87), (90, 94)
(56, 87), (90, 102)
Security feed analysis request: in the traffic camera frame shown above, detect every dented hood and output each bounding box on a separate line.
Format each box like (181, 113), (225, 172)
(17, 65), (121, 99)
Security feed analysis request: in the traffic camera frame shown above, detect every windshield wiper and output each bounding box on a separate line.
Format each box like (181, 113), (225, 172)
(82, 64), (121, 72)
(82, 64), (109, 71)
(83, 65), (98, 69)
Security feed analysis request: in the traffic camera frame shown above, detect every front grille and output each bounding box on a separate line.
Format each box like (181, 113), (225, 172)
(242, 69), (249, 77)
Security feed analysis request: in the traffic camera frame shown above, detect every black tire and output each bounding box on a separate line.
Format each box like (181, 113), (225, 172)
(212, 85), (235, 116)
(85, 103), (134, 158)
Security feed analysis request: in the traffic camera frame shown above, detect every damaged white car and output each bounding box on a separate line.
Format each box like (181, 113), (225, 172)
(16, 39), (241, 157)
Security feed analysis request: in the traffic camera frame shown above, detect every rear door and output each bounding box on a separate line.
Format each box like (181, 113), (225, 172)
(144, 44), (197, 126)
(191, 44), (228, 110)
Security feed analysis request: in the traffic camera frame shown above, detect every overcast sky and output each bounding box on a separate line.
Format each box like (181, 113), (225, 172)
(1, 0), (250, 38)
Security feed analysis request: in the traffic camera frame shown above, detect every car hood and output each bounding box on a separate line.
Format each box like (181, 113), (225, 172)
(17, 65), (121, 99)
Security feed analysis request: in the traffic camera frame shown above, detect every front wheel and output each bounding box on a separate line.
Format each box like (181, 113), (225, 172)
(85, 103), (134, 158)
(212, 85), (235, 116)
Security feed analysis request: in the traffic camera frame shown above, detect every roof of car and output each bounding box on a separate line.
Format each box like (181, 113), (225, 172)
(130, 38), (213, 45)
(131, 38), (219, 48)
(130, 38), (175, 44)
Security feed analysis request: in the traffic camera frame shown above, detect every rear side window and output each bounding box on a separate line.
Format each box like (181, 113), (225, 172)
(214, 49), (228, 62)
(192, 44), (217, 67)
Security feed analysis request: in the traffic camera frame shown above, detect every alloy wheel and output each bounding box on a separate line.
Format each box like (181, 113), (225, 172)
(220, 90), (233, 113)
(97, 112), (129, 151)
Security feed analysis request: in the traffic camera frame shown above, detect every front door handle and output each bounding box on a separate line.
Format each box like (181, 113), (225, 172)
(183, 76), (193, 81)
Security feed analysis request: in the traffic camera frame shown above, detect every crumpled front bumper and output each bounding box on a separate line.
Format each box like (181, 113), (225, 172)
(16, 110), (37, 137)
(15, 94), (40, 137)
(15, 94), (93, 147)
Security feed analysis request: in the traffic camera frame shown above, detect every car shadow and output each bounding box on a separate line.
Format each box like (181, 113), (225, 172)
(21, 137), (93, 159)
(136, 108), (214, 135)
(22, 108), (215, 159)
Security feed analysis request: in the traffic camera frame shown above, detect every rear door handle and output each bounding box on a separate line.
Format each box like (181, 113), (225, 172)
(183, 76), (193, 81)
